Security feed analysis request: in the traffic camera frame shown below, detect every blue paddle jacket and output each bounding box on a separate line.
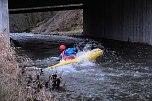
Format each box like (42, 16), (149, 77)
(57, 48), (77, 61)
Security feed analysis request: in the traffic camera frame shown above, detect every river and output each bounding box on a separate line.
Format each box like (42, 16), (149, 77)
(10, 33), (152, 101)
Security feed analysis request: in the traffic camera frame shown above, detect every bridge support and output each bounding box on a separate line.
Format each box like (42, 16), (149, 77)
(84, 0), (152, 45)
(0, 0), (10, 42)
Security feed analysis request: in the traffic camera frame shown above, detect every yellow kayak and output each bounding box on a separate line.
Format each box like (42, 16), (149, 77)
(48, 48), (103, 69)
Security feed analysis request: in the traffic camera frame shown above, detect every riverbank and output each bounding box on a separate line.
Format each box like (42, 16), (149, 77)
(0, 32), (56, 101)
(32, 10), (83, 34)
(10, 10), (83, 35)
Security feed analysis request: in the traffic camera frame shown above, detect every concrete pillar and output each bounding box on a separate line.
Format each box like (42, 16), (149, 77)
(0, 0), (10, 42)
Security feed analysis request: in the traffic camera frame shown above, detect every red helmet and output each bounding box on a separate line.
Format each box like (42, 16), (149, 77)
(59, 45), (66, 51)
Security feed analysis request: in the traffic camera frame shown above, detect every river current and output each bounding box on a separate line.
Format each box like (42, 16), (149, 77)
(10, 33), (152, 101)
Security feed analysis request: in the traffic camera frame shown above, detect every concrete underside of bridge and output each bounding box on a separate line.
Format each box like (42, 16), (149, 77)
(8, 0), (83, 13)
(2, 0), (152, 45)
(84, 0), (152, 45)
(9, 0), (83, 9)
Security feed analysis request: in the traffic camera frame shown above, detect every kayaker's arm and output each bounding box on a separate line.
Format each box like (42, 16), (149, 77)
(56, 55), (62, 61)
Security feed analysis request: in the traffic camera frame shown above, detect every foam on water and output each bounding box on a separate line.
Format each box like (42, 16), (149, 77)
(10, 32), (35, 36)
(79, 61), (96, 67)
(10, 32), (83, 43)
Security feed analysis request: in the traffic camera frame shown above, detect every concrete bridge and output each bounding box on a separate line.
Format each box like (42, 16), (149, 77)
(1, 0), (152, 45)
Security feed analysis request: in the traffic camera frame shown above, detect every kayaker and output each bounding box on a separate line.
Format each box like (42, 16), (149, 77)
(57, 44), (78, 61)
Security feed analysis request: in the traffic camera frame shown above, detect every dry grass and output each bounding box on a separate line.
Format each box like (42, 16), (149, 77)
(0, 33), (55, 101)
(0, 33), (19, 101)
(18, 86), (55, 101)
(32, 10), (83, 34)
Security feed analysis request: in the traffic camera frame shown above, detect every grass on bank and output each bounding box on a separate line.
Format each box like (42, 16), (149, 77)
(0, 33), (55, 101)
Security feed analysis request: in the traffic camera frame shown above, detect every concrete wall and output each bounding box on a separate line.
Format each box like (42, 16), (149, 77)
(84, 0), (152, 45)
(0, 0), (9, 41)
